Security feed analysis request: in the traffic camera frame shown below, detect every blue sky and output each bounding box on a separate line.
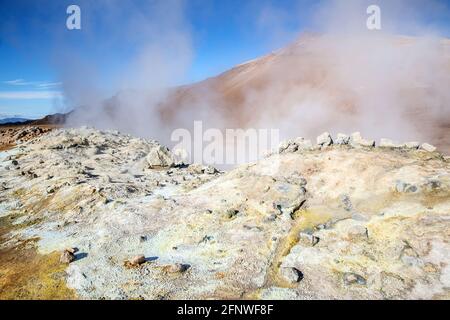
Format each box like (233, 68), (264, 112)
(0, 0), (449, 119)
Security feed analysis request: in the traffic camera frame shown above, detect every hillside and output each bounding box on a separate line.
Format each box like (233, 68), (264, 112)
(152, 35), (450, 153)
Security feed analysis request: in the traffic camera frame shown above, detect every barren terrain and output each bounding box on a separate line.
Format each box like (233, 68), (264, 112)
(0, 128), (448, 299)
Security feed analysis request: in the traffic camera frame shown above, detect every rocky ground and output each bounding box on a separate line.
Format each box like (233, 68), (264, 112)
(0, 128), (449, 300)
(0, 125), (56, 151)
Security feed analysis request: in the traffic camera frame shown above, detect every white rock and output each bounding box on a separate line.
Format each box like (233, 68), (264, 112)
(278, 140), (290, 153)
(402, 142), (420, 150)
(146, 145), (174, 168)
(298, 232), (320, 246)
(293, 137), (305, 144)
(297, 139), (313, 151)
(379, 138), (400, 148)
(278, 137), (313, 153)
(420, 143), (437, 152)
(203, 165), (218, 175)
(347, 225), (368, 239)
(316, 132), (333, 146)
(350, 132), (375, 148)
(286, 141), (299, 153)
(336, 133), (350, 145)
(280, 267), (304, 284)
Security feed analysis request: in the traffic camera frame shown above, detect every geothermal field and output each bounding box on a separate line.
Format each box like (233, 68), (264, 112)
(0, 126), (449, 299)
(0, 1), (449, 302)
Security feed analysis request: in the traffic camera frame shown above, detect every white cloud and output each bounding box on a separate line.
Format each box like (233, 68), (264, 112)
(36, 82), (62, 88)
(3, 79), (62, 89)
(4, 79), (31, 86)
(0, 91), (63, 99)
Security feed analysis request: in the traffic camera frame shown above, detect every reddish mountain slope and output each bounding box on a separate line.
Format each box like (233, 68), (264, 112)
(157, 34), (450, 152)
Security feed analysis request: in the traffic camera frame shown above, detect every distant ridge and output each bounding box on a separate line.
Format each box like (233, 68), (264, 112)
(0, 117), (30, 125)
(0, 112), (71, 126)
(31, 112), (71, 125)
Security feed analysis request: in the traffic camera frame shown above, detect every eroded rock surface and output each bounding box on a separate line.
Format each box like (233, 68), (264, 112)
(0, 128), (449, 300)
(0, 126), (54, 149)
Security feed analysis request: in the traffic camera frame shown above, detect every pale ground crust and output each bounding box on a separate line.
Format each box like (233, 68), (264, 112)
(0, 127), (449, 300)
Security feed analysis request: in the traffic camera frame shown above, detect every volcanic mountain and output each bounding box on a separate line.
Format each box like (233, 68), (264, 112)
(153, 34), (450, 153)
(63, 34), (450, 154)
(159, 35), (450, 150)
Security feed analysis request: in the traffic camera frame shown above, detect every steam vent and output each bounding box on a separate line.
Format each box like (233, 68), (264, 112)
(1, 0), (450, 304)
(0, 128), (449, 299)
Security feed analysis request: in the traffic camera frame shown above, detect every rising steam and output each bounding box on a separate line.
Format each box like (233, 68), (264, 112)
(62, 0), (450, 154)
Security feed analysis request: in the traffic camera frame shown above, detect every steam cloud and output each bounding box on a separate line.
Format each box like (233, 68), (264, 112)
(61, 0), (450, 153)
